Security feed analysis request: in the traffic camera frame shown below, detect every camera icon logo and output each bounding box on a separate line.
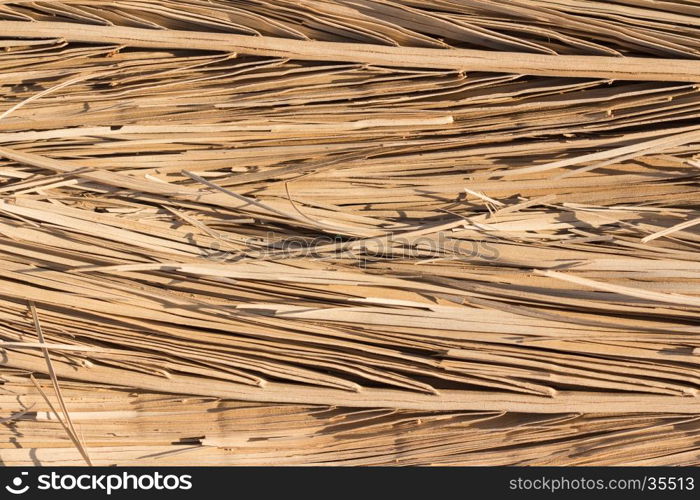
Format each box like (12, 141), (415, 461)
(5, 472), (29, 495)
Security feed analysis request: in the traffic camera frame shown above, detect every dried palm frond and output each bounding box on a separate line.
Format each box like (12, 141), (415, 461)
(0, 0), (699, 466)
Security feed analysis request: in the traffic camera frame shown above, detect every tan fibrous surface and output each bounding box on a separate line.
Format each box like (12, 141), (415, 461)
(0, 0), (699, 465)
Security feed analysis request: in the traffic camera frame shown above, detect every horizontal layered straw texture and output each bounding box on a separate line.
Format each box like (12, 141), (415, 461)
(0, 0), (699, 465)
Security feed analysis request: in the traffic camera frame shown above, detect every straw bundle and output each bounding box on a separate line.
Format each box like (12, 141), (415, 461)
(0, 0), (699, 466)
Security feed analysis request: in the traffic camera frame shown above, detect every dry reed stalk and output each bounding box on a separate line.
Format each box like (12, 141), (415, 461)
(0, 0), (699, 465)
(4, 20), (700, 80)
